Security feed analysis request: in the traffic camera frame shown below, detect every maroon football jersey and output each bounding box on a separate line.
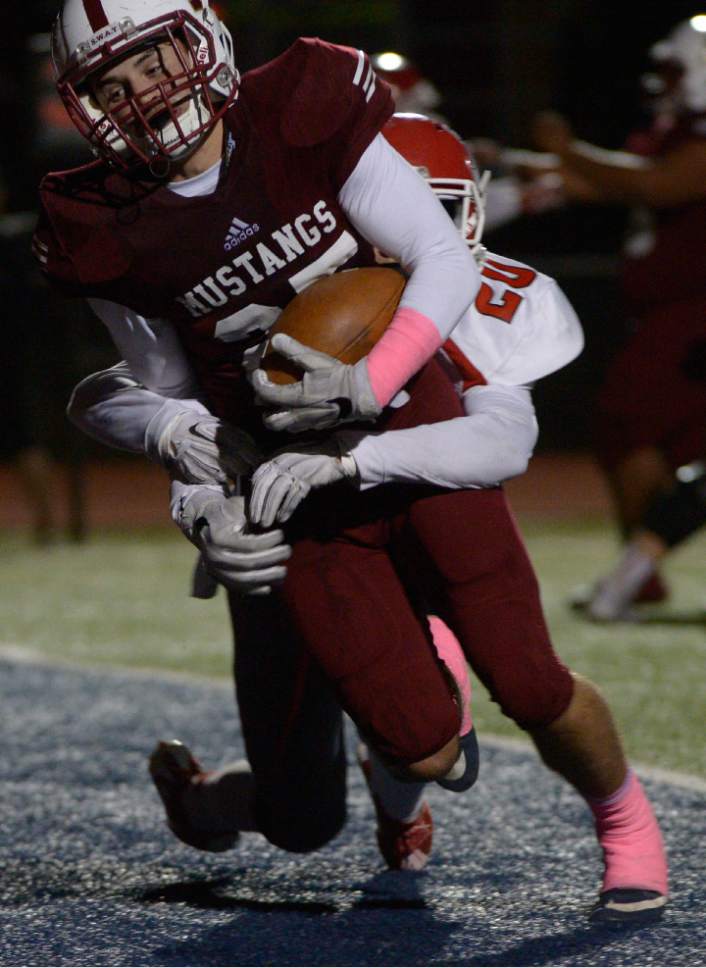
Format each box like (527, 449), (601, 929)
(35, 38), (393, 427)
(620, 113), (706, 311)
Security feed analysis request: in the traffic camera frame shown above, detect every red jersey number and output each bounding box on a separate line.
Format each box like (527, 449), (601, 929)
(475, 257), (537, 324)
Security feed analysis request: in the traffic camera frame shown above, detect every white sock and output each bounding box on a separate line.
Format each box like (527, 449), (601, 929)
(368, 748), (426, 823)
(589, 546), (656, 620)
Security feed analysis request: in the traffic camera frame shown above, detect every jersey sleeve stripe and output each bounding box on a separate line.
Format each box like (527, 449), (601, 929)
(363, 66), (376, 102)
(352, 50), (366, 86)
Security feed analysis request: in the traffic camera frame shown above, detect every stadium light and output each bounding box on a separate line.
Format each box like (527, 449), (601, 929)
(375, 51), (405, 71)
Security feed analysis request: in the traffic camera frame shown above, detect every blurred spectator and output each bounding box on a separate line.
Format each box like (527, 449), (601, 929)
(503, 15), (706, 613)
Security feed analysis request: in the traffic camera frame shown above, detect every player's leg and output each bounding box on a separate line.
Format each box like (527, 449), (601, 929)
(606, 446), (674, 535)
(529, 676), (667, 921)
(588, 459), (706, 621)
(589, 298), (706, 607)
(230, 590), (348, 852)
(278, 527), (463, 782)
(354, 615), (475, 870)
(149, 590), (348, 854)
(357, 741), (433, 871)
(404, 485), (667, 919)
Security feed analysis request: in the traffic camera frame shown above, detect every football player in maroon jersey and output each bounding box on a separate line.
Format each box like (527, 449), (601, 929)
(38, 0), (484, 871)
(62, 81), (666, 916)
(527, 15), (706, 616)
(40, 1), (666, 920)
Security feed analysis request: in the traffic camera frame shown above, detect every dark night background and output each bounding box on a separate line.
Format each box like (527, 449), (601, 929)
(1, 0), (702, 454)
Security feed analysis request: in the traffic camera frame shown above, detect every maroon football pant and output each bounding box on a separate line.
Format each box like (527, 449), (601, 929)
(594, 296), (706, 471)
(227, 360), (574, 851)
(228, 589), (347, 852)
(280, 483), (574, 750)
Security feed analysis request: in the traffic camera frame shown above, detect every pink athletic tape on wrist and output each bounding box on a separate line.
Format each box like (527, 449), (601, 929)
(589, 770), (668, 895)
(366, 307), (442, 407)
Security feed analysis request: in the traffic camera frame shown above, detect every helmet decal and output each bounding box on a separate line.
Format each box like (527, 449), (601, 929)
(83, 0), (109, 30)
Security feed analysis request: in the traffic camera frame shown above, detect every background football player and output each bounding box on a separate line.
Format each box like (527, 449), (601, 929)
(502, 15), (706, 618)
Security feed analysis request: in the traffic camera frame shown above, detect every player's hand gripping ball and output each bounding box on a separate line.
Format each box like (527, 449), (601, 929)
(252, 267), (405, 433)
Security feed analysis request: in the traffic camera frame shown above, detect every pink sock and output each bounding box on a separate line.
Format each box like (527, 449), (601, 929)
(588, 770), (668, 895)
(428, 615), (473, 736)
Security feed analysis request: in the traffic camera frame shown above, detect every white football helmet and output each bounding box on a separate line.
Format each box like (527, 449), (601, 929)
(52, 0), (239, 171)
(648, 15), (706, 114)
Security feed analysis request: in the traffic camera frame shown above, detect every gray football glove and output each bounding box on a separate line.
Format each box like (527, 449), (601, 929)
(250, 334), (381, 433)
(171, 482), (291, 595)
(147, 408), (263, 485)
(249, 440), (358, 527)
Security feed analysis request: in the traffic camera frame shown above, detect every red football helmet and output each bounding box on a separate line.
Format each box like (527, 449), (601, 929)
(383, 112), (487, 259)
(52, 0), (239, 172)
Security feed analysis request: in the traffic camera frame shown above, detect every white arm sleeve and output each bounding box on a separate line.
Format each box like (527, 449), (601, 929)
(88, 297), (198, 398)
(338, 383), (538, 490)
(67, 361), (211, 456)
(338, 133), (479, 340)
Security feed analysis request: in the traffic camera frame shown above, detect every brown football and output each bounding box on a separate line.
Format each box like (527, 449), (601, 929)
(261, 267), (406, 384)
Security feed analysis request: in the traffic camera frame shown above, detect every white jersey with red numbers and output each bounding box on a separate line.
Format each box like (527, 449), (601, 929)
(338, 252), (584, 491)
(439, 252), (584, 390)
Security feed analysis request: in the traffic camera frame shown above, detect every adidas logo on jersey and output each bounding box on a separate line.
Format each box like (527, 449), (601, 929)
(224, 217), (260, 251)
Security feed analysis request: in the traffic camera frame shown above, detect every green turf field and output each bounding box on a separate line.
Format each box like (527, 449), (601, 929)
(2, 517), (704, 776)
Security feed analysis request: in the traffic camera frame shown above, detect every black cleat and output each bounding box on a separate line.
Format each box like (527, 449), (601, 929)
(590, 888), (667, 924)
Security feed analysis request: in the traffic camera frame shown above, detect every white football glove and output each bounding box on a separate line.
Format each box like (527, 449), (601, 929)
(249, 440), (359, 527)
(146, 408), (263, 485)
(171, 482), (291, 595)
(250, 334), (381, 433)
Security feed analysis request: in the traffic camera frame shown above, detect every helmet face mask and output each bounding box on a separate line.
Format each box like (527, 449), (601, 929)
(52, 0), (239, 172)
(383, 112), (487, 259)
